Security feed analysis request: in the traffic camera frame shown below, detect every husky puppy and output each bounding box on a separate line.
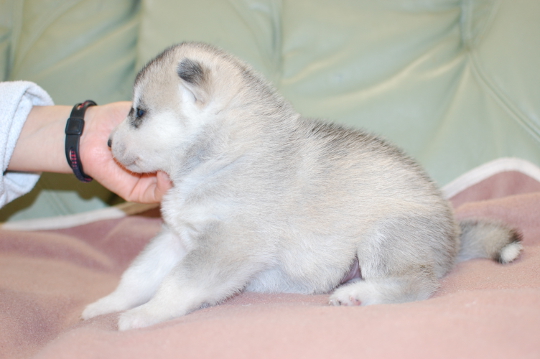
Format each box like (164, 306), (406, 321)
(82, 42), (522, 330)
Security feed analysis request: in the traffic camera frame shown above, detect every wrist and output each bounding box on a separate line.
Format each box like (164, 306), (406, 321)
(78, 104), (98, 179)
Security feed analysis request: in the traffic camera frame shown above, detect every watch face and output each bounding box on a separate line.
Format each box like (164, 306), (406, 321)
(65, 118), (85, 135)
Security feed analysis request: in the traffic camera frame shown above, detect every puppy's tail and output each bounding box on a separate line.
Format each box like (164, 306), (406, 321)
(458, 219), (523, 264)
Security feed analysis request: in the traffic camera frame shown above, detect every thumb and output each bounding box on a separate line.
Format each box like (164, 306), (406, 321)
(155, 171), (173, 201)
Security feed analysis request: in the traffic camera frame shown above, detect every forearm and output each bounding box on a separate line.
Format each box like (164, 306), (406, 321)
(8, 105), (83, 173)
(7, 102), (127, 178)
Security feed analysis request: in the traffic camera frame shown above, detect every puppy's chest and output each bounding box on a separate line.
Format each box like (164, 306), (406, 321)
(161, 184), (232, 244)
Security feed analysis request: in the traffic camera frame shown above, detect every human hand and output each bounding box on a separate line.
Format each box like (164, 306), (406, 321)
(81, 102), (172, 203)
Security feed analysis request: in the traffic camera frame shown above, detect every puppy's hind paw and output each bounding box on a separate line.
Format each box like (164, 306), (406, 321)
(329, 292), (362, 306)
(330, 281), (381, 307)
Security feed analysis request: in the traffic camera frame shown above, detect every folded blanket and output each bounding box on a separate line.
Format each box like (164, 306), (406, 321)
(1, 159), (539, 359)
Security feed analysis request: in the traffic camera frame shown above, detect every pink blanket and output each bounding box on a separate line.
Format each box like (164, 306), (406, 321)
(1, 165), (539, 359)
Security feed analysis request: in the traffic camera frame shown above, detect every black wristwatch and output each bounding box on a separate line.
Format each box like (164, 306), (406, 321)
(64, 100), (97, 182)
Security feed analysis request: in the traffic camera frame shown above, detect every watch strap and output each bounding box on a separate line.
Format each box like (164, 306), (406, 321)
(65, 100), (97, 182)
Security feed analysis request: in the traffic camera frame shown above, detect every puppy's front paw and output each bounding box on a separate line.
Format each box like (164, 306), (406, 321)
(82, 298), (118, 320)
(118, 304), (179, 331)
(82, 292), (137, 320)
(118, 307), (156, 331)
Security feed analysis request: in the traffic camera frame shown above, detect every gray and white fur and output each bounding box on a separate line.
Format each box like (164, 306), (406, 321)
(82, 42), (522, 330)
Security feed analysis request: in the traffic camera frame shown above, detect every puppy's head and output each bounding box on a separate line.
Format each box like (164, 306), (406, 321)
(109, 43), (234, 174)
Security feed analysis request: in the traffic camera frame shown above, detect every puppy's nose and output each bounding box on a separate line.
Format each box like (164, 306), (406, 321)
(107, 138), (112, 148)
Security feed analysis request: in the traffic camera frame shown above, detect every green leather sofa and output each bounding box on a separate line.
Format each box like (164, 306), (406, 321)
(1, 0), (539, 221)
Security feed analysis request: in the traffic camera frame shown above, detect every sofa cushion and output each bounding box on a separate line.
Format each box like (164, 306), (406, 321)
(138, 0), (540, 185)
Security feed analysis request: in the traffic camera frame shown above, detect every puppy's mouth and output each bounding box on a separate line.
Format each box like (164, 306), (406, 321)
(118, 157), (145, 174)
(123, 162), (143, 173)
(111, 149), (144, 173)
(110, 138), (159, 174)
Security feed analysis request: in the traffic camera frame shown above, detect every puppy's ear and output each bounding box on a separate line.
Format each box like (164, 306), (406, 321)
(177, 58), (210, 106)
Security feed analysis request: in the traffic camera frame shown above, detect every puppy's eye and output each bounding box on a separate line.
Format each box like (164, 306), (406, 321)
(130, 107), (146, 128)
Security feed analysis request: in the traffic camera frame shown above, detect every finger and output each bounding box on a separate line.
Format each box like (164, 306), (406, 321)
(157, 171), (172, 190)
